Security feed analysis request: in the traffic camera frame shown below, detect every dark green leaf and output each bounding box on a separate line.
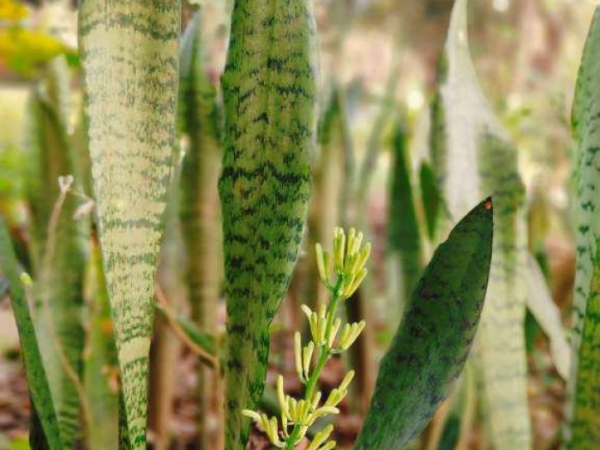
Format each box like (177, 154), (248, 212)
(355, 198), (493, 450)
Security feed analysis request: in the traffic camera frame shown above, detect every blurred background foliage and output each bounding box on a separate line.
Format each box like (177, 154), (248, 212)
(0, 0), (596, 448)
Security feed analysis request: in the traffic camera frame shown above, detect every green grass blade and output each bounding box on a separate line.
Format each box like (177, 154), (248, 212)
(0, 218), (63, 450)
(219, 0), (317, 446)
(564, 7), (600, 447)
(354, 198), (493, 450)
(78, 2), (181, 448)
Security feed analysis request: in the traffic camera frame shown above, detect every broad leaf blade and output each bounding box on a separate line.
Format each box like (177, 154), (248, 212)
(0, 218), (63, 450)
(219, 0), (317, 447)
(355, 198), (493, 450)
(79, 2), (181, 448)
(565, 7), (600, 447)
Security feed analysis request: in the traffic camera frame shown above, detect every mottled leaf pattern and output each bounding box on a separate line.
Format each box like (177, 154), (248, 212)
(78, 2), (180, 448)
(219, 0), (317, 447)
(432, 0), (531, 447)
(0, 218), (63, 450)
(354, 198), (493, 450)
(565, 7), (600, 447)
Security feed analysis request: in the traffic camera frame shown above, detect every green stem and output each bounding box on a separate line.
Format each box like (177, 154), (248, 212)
(285, 277), (344, 449)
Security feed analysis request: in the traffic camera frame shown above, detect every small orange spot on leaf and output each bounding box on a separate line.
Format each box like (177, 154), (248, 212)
(101, 319), (113, 335)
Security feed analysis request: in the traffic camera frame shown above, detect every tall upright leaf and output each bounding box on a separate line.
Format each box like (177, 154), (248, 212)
(431, 0), (531, 447)
(26, 57), (90, 448)
(0, 218), (63, 450)
(179, 13), (223, 447)
(565, 7), (600, 447)
(419, 161), (442, 242)
(219, 0), (317, 446)
(387, 123), (423, 321)
(78, 2), (180, 448)
(355, 198), (493, 450)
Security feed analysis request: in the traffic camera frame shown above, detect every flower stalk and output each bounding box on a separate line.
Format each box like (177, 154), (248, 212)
(243, 228), (370, 449)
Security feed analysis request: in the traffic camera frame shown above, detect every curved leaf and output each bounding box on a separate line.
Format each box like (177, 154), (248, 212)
(354, 198), (493, 450)
(526, 253), (570, 380)
(0, 218), (63, 450)
(78, 2), (180, 448)
(218, 0), (317, 447)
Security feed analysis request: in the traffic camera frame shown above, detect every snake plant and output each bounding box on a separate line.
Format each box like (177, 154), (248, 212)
(219, 0), (317, 447)
(79, 1), (181, 447)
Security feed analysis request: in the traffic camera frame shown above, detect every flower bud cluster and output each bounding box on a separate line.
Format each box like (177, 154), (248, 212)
(242, 228), (370, 449)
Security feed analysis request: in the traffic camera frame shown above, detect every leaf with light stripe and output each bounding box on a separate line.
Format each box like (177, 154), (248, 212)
(564, 8), (600, 447)
(219, 0), (317, 447)
(354, 198), (493, 450)
(78, 2), (180, 448)
(431, 0), (531, 447)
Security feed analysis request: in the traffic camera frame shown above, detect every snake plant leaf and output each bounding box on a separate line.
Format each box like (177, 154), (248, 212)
(0, 218), (63, 450)
(431, 0), (531, 447)
(526, 253), (570, 380)
(79, 2), (180, 448)
(567, 244), (600, 448)
(419, 161), (442, 242)
(387, 122), (423, 319)
(354, 198), (493, 450)
(565, 8), (600, 446)
(219, 0), (317, 446)
(26, 57), (89, 449)
(179, 14), (223, 446)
